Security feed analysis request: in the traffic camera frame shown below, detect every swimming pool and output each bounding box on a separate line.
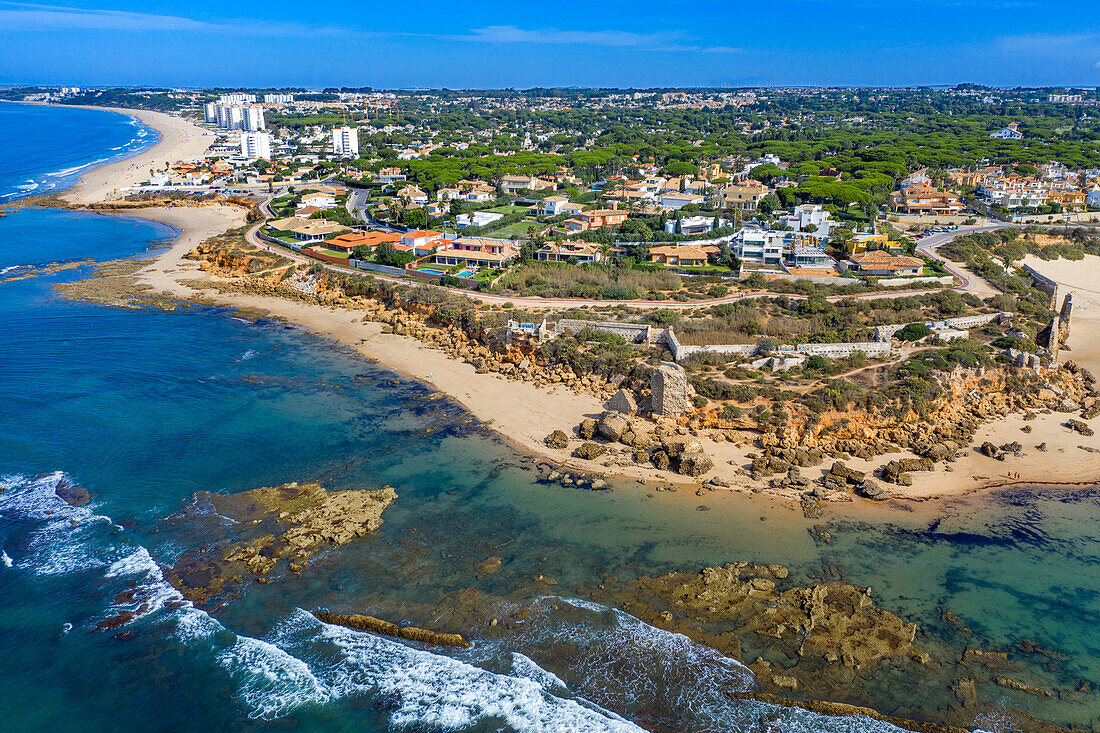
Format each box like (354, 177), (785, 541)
(420, 268), (475, 278)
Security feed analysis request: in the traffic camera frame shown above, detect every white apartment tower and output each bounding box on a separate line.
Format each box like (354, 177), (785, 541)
(216, 105), (243, 130)
(240, 132), (272, 161)
(331, 126), (359, 158)
(242, 105), (266, 131)
(264, 93), (294, 104)
(203, 103), (218, 124)
(218, 93), (256, 105)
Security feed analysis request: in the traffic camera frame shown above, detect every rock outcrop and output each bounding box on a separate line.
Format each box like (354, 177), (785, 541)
(605, 388), (638, 415)
(574, 442), (607, 460)
(165, 482), (396, 606)
(678, 451), (714, 477)
(596, 411), (631, 442)
(587, 561), (929, 707)
(543, 430), (569, 449)
(314, 610), (470, 648)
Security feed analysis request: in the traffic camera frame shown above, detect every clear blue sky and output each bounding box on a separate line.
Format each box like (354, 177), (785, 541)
(1, 0), (1098, 88)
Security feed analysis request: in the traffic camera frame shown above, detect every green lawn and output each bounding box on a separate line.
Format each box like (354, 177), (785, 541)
(486, 204), (529, 214)
(490, 220), (541, 238)
(265, 229), (301, 244)
(311, 248), (349, 260)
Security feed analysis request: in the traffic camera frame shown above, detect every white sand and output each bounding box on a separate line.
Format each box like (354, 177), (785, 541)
(57, 106), (1100, 504)
(1021, 253), (1100, 375)
(60, 107), (212, 205)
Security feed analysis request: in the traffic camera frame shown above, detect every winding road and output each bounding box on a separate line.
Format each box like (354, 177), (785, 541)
(246, 198), (1012, 311)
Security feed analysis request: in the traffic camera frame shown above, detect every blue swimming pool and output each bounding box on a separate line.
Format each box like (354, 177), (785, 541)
(420, 268), (475, 278)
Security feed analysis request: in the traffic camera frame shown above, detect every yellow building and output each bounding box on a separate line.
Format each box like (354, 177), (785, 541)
(846, 232), (904, 255)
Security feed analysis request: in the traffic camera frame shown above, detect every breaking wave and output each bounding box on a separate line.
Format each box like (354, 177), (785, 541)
(0, 473), (979, 732)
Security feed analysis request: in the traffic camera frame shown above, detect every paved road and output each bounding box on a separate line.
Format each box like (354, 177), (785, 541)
(914, 224), (1011, 292)
(244, 220), (1013, 310)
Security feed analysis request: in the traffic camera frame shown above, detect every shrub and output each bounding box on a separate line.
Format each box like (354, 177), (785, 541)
(896, 323), (932, 341)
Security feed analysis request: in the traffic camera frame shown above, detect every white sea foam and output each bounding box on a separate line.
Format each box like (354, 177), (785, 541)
(239, 349), (257, 361)
(218, 635), (335, 720)
(0, 475), (912, 732)
(1, 550), (12, 568)
(243, 608), (646, 731)
(509, 652), (569, 692)
(0, 472), (118, 576)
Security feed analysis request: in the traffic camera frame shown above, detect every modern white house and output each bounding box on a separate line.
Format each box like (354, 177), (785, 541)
(780, 204), (833, 237)
(734, 228), (785, 266)
(665, 216), (729, 235)
(300, 193), (336, 209)
(239, 132), (271, 161)
(990, 122), (1023, 140)
(659, 191), (706, 210)
(331, 126), (359, 158)
(1087, 186), (1100, 208)
(455, 211), (504, 228)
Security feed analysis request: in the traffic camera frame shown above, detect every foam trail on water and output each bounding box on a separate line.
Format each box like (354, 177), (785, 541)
(258, 608), (647, 731)
(1, 550), (11, 567)
(0, 472), (337, 722)
(464, 596), (915, 733)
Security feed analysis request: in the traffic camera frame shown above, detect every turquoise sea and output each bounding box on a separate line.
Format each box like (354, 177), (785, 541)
(0, 103), (1098, 732)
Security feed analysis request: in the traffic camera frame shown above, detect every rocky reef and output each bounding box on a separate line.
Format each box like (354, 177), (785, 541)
(313, 610), (470, 648)
(165, 481), (396, 606)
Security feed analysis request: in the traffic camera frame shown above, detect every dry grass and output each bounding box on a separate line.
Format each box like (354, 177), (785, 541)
(497, 262), (681, 299)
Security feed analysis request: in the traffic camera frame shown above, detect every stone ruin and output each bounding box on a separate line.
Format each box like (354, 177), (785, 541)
(1038, 292), (1073, 359)
(650, 362), (693, 417)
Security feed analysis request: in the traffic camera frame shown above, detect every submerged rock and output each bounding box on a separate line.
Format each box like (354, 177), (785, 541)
(165, 482), (396, 606)
(314, 610), (470, 648)
(588, 561), (929, 710)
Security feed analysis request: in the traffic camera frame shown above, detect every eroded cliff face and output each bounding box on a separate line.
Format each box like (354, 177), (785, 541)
(165, 481), (396, 606)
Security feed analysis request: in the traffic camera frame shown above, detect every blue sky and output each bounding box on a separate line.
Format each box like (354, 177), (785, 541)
(1, 0), (1098, 88)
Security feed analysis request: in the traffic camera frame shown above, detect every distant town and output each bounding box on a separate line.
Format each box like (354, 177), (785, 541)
(7, 84), (1098, 293)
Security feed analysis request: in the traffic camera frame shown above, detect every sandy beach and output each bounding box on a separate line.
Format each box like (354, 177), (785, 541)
(59, 106), (212, 205)
(1022, 253), (1100, 376)
(42, 105), (1099, 507)
(122, 211), (1100, 504)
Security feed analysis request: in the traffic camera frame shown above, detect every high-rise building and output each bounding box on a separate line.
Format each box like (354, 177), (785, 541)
(331, 126), (359, 158)
(240, 132), (271, 161)
(216, 104), (244, 130)
(264, 93), (294, 104)
(203, 103), (218, 124)
(218, 93), (256, 105)
(242, 105), (266, 132)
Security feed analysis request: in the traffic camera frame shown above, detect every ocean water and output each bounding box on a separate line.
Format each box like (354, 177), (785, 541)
(1, 104), (1097, 733)
(0, 103), (156, 201)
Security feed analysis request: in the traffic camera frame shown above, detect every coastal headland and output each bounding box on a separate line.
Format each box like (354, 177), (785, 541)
(12, 103), (1100, 733)
(30, 104), (1099, 508)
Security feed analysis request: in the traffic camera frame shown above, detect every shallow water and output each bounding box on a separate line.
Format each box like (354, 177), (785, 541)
(1, 104), (1098, 733)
